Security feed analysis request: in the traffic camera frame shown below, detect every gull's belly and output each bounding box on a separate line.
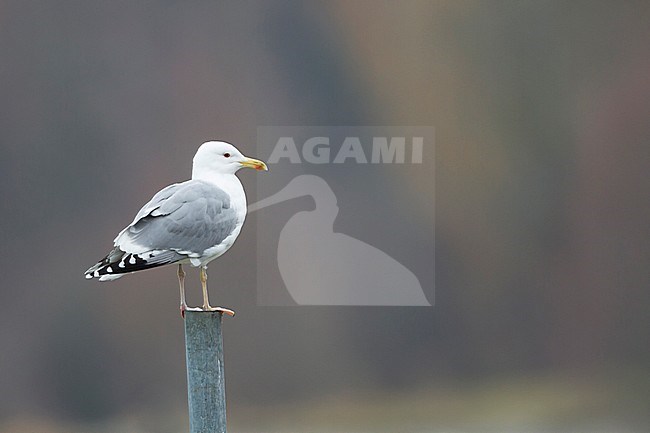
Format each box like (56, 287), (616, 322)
(191, 210), (245, 267)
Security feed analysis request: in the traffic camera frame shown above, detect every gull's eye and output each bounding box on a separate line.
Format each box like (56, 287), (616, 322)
(223, 153), (231, 158)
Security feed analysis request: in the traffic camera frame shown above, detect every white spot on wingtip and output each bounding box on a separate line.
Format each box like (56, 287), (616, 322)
(106, 266), (113, 273)
(85, 274), (92, 279)
(129, 256), (136, 264)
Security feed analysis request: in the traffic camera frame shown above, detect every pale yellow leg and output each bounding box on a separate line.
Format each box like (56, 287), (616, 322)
(200, 266), (235, 317)
(200, 266), (210, 310)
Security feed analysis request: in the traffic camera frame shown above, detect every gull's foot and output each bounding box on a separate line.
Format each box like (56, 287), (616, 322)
(201, 305), (236, 317)
(181, 305), (203, 319)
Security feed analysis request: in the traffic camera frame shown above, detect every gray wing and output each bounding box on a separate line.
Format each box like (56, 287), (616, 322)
(117, 180), (239, 256)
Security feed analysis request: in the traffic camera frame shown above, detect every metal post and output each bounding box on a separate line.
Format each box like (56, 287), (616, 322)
(184, 311), (227, 433)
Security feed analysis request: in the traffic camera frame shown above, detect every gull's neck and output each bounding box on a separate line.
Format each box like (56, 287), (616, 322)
(192, 167), (234, 183)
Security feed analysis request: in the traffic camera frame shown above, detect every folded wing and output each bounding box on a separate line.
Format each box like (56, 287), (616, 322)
(85, 180), (238, 280)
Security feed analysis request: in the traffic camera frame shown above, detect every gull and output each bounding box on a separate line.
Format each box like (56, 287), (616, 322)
(84, 141), (268, 316)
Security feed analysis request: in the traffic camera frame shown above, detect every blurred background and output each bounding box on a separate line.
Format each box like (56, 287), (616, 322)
(1, 1), (649, 432)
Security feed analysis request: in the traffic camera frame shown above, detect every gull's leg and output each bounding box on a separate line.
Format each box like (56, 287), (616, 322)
(200, 266), (235, 317)
(178, 264), (187, 318)
(200, 265), (210, 309)
(179, 263), (202, 318)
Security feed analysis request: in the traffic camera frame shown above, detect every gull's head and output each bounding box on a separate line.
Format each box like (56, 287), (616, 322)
(193, 141), (268, 177)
